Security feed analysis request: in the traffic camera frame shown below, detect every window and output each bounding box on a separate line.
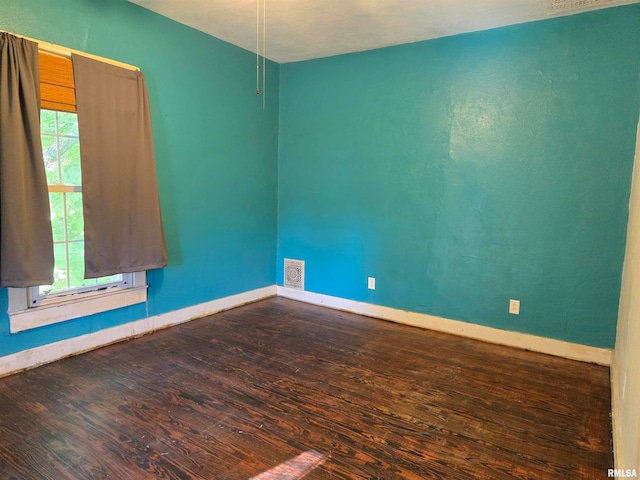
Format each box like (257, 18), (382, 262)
(7, 50), (147, 334)
(28, 109), (135, 308)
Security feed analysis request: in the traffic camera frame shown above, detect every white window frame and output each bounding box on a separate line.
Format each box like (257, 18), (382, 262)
(29, 272), (134, 308)
(8, 272), (147, 334)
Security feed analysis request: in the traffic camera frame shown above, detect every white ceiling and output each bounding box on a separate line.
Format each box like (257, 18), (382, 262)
(128, 0), (638, 63)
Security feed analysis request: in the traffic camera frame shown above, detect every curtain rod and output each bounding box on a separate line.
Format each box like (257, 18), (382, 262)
(1, 30), (140, 72)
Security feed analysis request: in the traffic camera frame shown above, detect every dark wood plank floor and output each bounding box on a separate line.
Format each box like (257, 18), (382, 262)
(0, 297), (612, 479)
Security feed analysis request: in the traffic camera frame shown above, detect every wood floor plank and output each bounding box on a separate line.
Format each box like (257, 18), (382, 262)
(0, 297), (612, 479)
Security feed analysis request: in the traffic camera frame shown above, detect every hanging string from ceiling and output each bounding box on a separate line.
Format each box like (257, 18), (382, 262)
(256, 0), (260, 96)
(256, 0), (266, 109)
(263, 0), (266, 110)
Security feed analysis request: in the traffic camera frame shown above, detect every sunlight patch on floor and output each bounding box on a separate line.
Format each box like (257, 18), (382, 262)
(250, 450), (327, 479)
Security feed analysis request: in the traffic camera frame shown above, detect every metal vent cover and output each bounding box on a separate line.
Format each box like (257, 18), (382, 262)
(284, 258), (305, 290)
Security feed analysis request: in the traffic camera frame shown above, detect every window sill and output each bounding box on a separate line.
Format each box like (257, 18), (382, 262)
(8, 284), (147, 334)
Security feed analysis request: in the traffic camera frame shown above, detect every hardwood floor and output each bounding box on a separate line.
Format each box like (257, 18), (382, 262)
(0, 297), (612, 479)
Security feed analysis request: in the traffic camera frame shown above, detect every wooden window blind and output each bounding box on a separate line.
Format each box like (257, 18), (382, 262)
(39, 51), (75, 113)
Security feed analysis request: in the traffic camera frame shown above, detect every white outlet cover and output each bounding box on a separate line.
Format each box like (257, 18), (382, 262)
(368, 277), (376, 290)
(509, 299), (520, 315)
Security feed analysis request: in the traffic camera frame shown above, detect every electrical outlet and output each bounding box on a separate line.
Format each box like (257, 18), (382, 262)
(509, 299), (520, 315)
(368, 277), (376, 290)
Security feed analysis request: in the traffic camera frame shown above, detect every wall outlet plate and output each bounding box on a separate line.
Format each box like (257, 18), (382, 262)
(509, 299), (520, 315)
(368, 277), (375, 290)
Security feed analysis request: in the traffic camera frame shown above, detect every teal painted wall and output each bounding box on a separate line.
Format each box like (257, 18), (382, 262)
(278, 5), (640, 348)
(0, 0), (279, 356)
(1, 2), (638, 357)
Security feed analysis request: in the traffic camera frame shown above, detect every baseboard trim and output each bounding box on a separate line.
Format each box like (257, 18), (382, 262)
(1, 284), (612, 378)
(277, 287), (612, 365)
(0, 285), (277, 378)
(610, 357), (623, 471)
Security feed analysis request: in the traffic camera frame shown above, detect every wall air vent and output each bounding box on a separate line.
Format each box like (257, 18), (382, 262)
(284, 258), (305, 290)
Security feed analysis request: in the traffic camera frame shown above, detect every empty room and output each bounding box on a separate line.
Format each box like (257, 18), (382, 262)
(1, 0), (639, 478)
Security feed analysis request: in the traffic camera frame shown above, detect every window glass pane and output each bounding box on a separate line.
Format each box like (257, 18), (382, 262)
(97, 274), (123, 285)
(67, 241), (86, 290)
(60, 139), (81, 185)
(50, 243), (69, 293)
(49, 192), (66, 243)
(57, 112), (79, 136)
(41, 135), (59, 185)
(65, 192), (84, 241)
(40, 110), (56, 135)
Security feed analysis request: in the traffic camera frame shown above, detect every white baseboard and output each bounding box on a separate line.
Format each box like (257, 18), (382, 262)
(277, 287), (612, 365)
(610, 358), (623, 471)
(0, 284), (612, 378)
(0, 285), (276, 378)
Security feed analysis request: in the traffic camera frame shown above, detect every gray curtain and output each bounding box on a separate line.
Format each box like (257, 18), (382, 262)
(0, 33), (54, 288)
(72, 54), (167, 278)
